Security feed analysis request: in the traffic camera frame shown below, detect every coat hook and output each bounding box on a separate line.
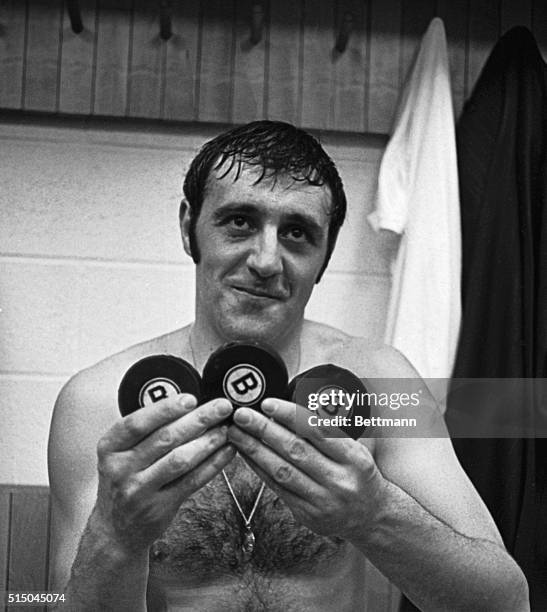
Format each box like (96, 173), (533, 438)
(159, 0), (172, 41)
(335, 11), (354, 53)
(250, 3), (264, 45)
(66, 0), (84, 34)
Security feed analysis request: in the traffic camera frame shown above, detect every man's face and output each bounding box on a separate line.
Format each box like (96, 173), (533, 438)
(185, 164), (332, 344)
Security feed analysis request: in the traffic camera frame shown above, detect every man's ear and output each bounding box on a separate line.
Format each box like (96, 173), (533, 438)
(179, 199), (193, 258)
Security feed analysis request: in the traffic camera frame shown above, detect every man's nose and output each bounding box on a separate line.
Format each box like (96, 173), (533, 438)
(247, 228), (283, 278)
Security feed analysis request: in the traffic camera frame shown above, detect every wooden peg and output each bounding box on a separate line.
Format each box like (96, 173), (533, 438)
(160, 0), (172, 41)
(335, 11), (354, 53)
(66, 0), (84, 34)
(250, 3), (264, 45)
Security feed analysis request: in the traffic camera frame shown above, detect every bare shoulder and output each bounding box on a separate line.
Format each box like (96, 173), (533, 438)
(54, 328), (189, 427)
(301, 320), (417, 379)
(48, 327), (190, 494)
(299, 324), (501, 545)
(355, 342), (422, 379)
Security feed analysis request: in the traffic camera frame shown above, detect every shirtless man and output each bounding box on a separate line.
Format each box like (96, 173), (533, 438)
(48, 121), (528, 611)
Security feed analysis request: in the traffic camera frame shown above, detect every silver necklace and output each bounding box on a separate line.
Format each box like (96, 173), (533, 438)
(222, 470), (265, 559)
(188, 326), (266, 559)
(188, 325), (301, 559)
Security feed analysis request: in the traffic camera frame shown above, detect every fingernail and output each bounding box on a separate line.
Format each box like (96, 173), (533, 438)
(234, 409), (251, 424)
(178, 394), (195, 408)
(262, 400), (276, 415)
(216, 401), (233, 417)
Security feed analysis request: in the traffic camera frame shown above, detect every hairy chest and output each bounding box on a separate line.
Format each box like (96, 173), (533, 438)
(148, 458), (347, 582)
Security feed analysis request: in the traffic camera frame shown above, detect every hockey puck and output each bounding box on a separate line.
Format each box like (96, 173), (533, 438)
(202, 342), (289, 416)
(118, 354), (202, 417)
(288, 364), (370, 439)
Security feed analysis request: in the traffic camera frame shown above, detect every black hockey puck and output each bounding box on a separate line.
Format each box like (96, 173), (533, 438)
(118, 354), (202, 417)
(288, 364), (370, 439)
(202, 342), (289, 416)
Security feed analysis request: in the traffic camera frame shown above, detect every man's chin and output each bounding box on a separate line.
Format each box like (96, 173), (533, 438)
(218, 316), (288, 346)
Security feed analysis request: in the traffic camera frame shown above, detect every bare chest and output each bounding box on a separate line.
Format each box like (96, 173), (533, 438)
(148, 457), (348, 583)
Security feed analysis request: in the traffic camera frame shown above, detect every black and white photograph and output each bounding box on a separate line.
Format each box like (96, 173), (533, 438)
(0, 1), (546, 610)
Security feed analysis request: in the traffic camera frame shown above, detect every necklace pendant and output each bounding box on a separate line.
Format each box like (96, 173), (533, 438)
(242, 527), (255, 557)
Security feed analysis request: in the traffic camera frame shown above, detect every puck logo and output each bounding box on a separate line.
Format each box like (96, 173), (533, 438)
(139, 378), (181, 407)
(223, 364), (265, 406)
(316, 385), (352, 417)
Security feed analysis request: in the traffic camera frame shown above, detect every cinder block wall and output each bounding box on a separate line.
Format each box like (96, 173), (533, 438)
(0, 120), (389, 485)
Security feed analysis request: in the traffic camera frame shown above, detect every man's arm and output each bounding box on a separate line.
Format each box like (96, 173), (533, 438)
(48, 366), (235, 611)
(48, 369), (122, 606)
(355, 436), (528, 611)
(227, 347), (529, 611)
(358, 347), (529, 610)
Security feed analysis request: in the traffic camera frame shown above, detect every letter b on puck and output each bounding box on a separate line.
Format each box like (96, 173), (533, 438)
(223, 365), (266, 406)
(118, 355), (201, 416)
(139, 378), (182, 406)
(202, 342), (288, 413)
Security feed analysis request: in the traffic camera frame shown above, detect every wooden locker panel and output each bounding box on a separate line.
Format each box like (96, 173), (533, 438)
(128, 0), (163, 119)
(466, 0), (500, 99)
(399, 0), (436, 82)
(163, 1), (200, 121)
(0, 488), (10, 599)
(198, 0), (235, 123)
(267, 0), (302, 124)
(368, 0), (402, 133)
(24, 0), (63, 112)
(93, 0), (132, 116)
(500, 0), (532, 34)
(300, 0), (335, 129)
(4, 1), (539, 136)
(0, 1), (27, 109)
(437, 0), (468, 120)
(331, 0), (368, 133)
(6, 488), (50, 609)
(232, 0), (267, 123)
(58, 0), (97, 115)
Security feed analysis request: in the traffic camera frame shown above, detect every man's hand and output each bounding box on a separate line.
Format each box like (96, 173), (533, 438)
(93, 394), (236, 553)
(227, 398), (385, 539)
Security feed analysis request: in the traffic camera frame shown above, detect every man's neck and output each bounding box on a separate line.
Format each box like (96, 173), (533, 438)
(188, 318), (303, 378)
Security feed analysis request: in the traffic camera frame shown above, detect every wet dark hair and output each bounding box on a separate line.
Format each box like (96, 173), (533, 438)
(182, 120), (347, 282)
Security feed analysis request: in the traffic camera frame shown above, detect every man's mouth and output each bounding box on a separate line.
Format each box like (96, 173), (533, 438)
(231, 285), (285, 300)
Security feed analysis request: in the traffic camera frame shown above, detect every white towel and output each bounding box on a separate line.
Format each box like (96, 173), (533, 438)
(368, 17), (461, 383)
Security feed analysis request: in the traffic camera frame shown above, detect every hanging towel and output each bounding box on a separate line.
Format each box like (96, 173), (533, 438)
(368, 17), (461, 383)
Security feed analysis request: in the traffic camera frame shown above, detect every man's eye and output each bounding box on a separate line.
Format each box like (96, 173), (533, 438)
(284, 226), (308, 242)
(227, 215), (251, 229)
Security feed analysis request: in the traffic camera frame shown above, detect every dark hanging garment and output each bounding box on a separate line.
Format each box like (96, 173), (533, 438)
(444, 27), (547, 611)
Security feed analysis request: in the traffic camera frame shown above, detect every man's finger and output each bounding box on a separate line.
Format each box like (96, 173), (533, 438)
(260, 398), (357, 464)
(228, 426), (323, 502)
(102, 397), (233, 453)
(130, 399), (233, 466)
(239, 453), (318, 516)
(140, 426), (230, 489)
(230, 409), (339, 484)
(159, 444), (237, 499)
(100, 393), (198, 451)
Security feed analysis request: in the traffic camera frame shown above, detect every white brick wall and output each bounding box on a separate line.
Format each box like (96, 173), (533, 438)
(0, 120), (388, 485)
